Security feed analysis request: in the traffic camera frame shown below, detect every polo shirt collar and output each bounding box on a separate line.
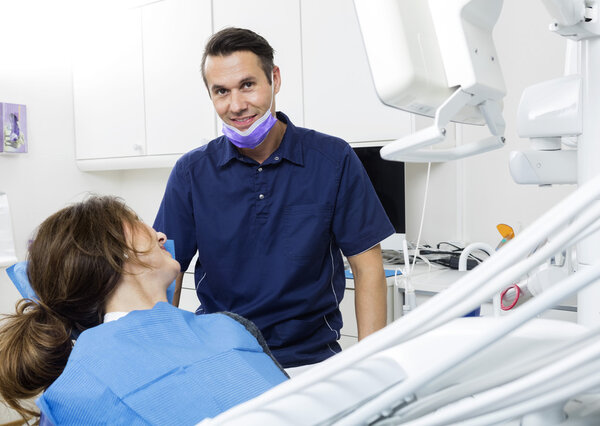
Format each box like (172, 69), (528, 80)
(275, 112), (304, 167)
(217, 134), (244, 167)
(217, 111), (304, 168)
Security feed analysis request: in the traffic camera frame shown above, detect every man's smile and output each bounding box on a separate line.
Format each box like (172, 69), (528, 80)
(230, 114), (258, 129)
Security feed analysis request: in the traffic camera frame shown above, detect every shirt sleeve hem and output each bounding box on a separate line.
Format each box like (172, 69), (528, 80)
(341, 228), (395, 258)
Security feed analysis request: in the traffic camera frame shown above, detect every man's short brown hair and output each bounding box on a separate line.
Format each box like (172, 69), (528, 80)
(201, 27), (275, 86)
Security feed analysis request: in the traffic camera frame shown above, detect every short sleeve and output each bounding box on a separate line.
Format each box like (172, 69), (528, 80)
(331, 145), (395, 257)
(154, 156), (198, 272)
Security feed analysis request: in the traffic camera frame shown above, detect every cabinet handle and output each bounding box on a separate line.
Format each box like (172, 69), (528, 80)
(132, 144), (145, 154)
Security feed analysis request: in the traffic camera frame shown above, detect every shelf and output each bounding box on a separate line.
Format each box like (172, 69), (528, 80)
(76, 153), (182, 171)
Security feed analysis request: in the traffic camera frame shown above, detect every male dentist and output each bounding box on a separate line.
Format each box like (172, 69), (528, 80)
(154, 27), (394, 374)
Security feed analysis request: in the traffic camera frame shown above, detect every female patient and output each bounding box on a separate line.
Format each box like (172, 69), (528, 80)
(0, 196), (287, 425)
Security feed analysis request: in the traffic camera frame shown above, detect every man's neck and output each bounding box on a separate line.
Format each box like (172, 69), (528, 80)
(238, 119), (287, 164)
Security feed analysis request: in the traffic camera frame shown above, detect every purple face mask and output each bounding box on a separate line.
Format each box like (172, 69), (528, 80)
(222, 109), (277, 149)
(222, 74), (277, 149)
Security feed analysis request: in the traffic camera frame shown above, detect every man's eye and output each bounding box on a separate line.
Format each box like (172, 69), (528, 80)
(216, 89), (228, 96)
(243, 82), (254, 89)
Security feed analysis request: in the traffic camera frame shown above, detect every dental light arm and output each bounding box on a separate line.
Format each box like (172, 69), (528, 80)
(354, 0), (506, 163)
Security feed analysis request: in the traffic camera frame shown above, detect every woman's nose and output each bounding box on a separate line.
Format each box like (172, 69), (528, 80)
(157, 231), (167, 244)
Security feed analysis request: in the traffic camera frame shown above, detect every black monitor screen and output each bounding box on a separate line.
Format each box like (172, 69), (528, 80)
(353, 146), (406, 233)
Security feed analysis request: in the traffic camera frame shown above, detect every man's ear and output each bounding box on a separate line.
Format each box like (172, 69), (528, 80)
(272, 65), (282, 95)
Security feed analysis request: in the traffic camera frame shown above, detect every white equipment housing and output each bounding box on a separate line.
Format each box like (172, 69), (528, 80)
(354, 0), (506, 162)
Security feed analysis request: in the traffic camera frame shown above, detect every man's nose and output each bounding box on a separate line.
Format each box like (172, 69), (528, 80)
(229, 91), (246, 113)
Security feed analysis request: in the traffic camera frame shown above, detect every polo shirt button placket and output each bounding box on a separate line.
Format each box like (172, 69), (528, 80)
(259, 194), (265, 200)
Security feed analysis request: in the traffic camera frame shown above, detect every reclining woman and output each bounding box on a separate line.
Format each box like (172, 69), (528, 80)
(0, 195), (288, 425)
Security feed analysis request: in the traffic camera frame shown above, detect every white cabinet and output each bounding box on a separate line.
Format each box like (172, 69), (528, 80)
(72, 8), (146, 160)
(340, 277), (396, 349)
(300, 0), (413, 143)
(72, 0), (414, 170)
(142, 0), (215, 155)
(212, 0), (304, 126)
(73, 0), (216, 170)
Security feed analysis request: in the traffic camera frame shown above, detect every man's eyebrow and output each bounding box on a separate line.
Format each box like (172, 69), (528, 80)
(210, 76), (256, 93)
(210, 84), (226, 93)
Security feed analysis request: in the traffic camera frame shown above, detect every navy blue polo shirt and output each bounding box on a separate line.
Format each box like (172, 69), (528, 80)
(154, 112), (394, 368)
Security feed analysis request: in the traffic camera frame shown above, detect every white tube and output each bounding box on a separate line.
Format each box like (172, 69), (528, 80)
(457, 369), (600, 426)
(459, 242), (499, 315)
(404, 177), (600, 338)
(335, 262), (600, 425)
(401, 339), (600, 425)
(396, 328), (600, 420)
(458, 242), (494, 271)
(577, 29), (600, 327)
(415, 200), (600, 336)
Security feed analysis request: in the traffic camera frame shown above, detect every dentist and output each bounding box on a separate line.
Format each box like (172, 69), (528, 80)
(154, 27), (394, 374)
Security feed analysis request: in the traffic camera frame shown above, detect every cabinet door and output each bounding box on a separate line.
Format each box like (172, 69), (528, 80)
(212, 0), (304, 126)
(142, 0), (216, 155)
(73, 8), (146, 159)
(301, 0), (412, 143)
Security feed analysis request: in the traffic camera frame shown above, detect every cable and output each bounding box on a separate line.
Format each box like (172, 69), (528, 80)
(381, 250), (406, 265)
(411, 162), (431, 272)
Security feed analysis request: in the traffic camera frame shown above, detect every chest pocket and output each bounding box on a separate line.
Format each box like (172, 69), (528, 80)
(283, 204), (333, 261)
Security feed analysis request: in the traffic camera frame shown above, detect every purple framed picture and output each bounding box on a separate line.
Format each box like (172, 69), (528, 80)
(1, 103), (28, 153)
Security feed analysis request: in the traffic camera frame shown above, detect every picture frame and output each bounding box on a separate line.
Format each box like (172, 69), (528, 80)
(1, 102), (28, 153)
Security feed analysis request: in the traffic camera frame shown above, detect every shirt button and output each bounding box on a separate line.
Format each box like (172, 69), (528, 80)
(259, 194), (265, 200)
(274, 156), (280, 161)
(257, 167), (263, 172)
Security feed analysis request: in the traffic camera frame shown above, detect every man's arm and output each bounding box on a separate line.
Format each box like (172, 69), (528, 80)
(171, 272), (184, 307)
(346, 244), (387, 340)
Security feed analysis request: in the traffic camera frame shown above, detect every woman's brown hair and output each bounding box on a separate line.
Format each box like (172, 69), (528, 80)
(0, 195), (147, 420)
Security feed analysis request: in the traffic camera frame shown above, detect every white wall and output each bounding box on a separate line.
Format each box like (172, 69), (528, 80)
(0, 2), (169, 315)
(405, 1), (575, 248)
(0, 2), (171, 419)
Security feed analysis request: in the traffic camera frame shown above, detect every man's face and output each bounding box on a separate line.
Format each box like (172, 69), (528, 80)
(204, 51), (280, 132)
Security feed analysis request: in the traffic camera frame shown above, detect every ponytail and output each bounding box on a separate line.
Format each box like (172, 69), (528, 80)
(0, 299), (72, 420)
(0, 195), (144, 420)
